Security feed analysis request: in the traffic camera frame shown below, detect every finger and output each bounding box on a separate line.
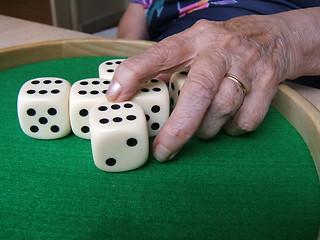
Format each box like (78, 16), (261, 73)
(106, 34), (196, 102)
(152, 53), (228, 162)
(196, 75), (245, 139)
(223, 79), (278, 135)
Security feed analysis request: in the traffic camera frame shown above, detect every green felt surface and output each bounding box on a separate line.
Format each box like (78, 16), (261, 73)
(0, 57), (319, 240)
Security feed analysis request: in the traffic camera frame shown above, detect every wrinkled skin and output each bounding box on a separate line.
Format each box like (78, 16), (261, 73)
(107, 8), (320, 162)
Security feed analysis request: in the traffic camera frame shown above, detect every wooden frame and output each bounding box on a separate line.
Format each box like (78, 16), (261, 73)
(1, 38), (319, 238)
(0, 38), (153, 71)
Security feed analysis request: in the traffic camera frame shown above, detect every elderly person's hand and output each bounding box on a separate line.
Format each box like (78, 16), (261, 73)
(107, 7), (320, 162)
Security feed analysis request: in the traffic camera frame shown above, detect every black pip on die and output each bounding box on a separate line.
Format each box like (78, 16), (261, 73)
(98, 59), (125, 79)
(169, 70), (188, 110)
(89, 101), (149, 172)
(69, 78), (111, 139)
(17, 77), (71, 139)
(131, 79), (170, 137)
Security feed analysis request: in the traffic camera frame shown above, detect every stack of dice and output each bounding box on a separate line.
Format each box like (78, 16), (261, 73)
(17, 59), (188, 172)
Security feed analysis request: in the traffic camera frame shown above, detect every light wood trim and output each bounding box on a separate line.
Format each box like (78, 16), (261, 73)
(272, 84), (320, 177)
(0, 38), (154, 71)
(272, 84), (320, 240)
(0, 42), (63, 71)
(284, 81), (320, 111)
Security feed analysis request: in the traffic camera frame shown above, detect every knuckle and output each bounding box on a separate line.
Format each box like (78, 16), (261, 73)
(186, 72), (217, 101)
(224, 109), (266, 136)
(214, 94), (239, 117)
(193, 19), (212, 30)
(166, 120), (194, 143)
(150, 43), (172, 62)
(260, 63), (281, 85)
(246, 46), (262, 62)
(237, 120), (258, 132)
(236, 115), (262, 132)
(151, 38), (184, 66)
(225, 34), (242, 49)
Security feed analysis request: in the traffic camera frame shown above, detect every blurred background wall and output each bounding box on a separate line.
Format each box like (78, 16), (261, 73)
(0, 0), (129, 33)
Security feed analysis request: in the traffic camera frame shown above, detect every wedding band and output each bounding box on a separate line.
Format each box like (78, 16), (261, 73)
(225, 73), (247, 95)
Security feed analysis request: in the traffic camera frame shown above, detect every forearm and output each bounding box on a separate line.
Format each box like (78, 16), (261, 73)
(275, 7), (320, 79)
(117, 3), (149, 40)
(223, 7), (320, 82)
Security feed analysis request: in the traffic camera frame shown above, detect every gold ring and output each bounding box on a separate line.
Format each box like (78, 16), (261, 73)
(225, 73), (247, 95)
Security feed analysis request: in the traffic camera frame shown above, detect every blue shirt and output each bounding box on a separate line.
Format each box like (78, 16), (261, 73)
(142, 0), (320, 41)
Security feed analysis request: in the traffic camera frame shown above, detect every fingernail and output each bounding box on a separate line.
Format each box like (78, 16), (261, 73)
(154, 144), (171, 162)
(107, 81), (121, 101)
(154, 144), (179, 162)
(168, 151), (179, 161)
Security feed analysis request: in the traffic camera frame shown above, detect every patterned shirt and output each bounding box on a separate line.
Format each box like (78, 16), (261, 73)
(130, 0), (320, 40)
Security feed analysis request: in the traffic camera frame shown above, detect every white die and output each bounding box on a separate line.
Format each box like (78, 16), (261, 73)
(17, 77), (71, 139)
(131, 79), (170, 137)
(169, 70), (188, 109)
(89, 101), (149, 172)
(69, 78), (111, 139)
(98, 59), (125, 79)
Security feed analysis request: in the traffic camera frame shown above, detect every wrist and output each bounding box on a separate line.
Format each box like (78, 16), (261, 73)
(273, 8), (320, 79)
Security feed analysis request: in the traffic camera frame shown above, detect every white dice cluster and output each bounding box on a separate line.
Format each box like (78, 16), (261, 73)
(17, 59), (188, 172)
